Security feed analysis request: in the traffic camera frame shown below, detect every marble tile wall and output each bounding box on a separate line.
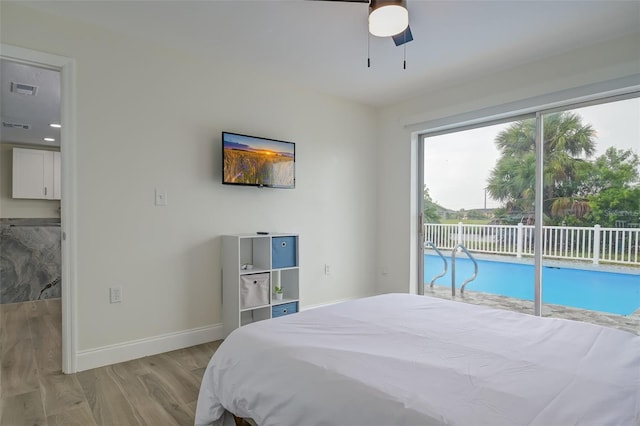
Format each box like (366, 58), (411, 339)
(0, 219), (61, 304)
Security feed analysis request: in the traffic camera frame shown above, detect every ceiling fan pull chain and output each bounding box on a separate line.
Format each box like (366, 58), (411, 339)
(367, 26), (371, 68)
(403, 43), (407, 70)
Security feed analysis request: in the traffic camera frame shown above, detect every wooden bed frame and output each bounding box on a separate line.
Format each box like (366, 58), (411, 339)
(233, 415), (256, 426)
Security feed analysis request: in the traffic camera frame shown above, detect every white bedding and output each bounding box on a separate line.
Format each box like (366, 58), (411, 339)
(195, 294), (640, 426)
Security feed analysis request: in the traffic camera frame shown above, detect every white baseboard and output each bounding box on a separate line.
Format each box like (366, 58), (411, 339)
(75, 297), (367, 372)
(76, 323), (223, 372)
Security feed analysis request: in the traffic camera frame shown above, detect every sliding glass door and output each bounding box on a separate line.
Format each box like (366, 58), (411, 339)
(420, 94), (640, 333)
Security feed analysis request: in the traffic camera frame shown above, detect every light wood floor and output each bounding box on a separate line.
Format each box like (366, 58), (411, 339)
(0, 299), (221, 426)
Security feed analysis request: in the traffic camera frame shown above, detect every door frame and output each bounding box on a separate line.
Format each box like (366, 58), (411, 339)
(1, 44), (78, 373)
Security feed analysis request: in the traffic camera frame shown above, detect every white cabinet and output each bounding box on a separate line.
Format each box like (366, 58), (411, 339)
(222, 233), (299, 337)
(12, 147), (61, 200)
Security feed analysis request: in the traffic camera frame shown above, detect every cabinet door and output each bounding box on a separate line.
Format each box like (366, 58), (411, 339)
(11, 148), (58, 200)
(12, 148), (51, 199)
(53, 151), (61, 200)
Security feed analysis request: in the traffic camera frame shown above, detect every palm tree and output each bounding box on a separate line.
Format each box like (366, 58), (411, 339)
(486, 112), (596, 220)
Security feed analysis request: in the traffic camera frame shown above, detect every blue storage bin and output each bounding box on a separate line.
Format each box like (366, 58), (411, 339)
(272, 236), (297, 269)
(272, 301), (298, 318)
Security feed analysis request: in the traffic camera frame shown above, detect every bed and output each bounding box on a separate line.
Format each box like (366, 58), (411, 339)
(195, 293), (640, 426)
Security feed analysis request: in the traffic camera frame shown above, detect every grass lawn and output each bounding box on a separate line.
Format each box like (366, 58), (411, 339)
(440, 219), (491, 225)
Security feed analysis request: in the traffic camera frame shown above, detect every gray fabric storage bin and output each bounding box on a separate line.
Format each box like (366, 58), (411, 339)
(240, 273), (270, 309)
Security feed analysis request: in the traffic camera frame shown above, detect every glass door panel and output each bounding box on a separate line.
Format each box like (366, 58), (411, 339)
(541, 97), (640, 334)
(422, 117), (538, 314)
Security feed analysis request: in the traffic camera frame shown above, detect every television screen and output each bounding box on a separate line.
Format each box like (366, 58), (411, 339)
(222, 132), (295, 188)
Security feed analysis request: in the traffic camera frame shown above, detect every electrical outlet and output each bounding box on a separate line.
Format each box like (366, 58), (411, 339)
(324, 264), (331, 275)
(110, 286), (122, 303)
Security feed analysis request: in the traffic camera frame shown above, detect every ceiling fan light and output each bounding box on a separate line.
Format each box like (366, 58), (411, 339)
(369, 1), (409, 37)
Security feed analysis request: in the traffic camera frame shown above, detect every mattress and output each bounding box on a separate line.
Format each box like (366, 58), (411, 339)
(195, 293), (640, 426)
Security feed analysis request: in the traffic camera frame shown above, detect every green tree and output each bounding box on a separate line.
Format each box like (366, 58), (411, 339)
(572, 148), (640, 227)
(585, 187), (640, 227)
(486, 112), (596, 220)
(579, 147), (639, 196)
(423, 186), (441, 223)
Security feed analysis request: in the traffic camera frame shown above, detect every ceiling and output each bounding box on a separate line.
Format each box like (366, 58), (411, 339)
(18, 0), (640, 107)
(2, 1), (639, 147)
(1, 59), (61, 147)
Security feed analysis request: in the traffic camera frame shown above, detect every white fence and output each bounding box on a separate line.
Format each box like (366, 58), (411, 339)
(424, 222), (640, 266)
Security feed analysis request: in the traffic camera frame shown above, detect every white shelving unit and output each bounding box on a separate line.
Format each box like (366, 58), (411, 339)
(222, 233), (299, 337)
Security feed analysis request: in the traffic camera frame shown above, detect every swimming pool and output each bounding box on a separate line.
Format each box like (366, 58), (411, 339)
(424, 254), (640, 316)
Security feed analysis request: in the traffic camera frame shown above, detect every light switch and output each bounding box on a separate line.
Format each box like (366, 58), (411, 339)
(155, 189), (168, 206)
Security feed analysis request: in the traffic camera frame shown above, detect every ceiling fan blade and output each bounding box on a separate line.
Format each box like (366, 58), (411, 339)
(392, 25), (413, 46)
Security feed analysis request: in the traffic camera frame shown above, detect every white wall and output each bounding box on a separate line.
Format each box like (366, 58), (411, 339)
(1, 3), (378, 362)
(0, 143), (61, 219)
(375, 32), (640, 295)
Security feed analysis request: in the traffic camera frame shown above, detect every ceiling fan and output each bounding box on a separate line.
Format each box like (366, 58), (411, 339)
(321, 0), (414, 47)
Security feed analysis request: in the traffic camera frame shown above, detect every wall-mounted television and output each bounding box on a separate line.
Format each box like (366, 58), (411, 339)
(222, 132), (295, 189)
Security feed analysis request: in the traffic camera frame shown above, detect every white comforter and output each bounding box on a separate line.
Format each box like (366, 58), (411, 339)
(195, 294), (640, 426)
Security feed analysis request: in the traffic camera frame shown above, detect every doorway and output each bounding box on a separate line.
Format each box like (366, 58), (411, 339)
(1, 59), (62, 293)
(1, 44), (77, 373)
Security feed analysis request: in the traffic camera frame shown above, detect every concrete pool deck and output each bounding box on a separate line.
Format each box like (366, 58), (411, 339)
(425, 285), (640, 335)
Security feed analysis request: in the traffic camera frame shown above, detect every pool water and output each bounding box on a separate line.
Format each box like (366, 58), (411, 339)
(424, 255), (640, 316)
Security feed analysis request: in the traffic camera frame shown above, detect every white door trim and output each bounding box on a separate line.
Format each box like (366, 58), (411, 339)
(1, 44), (78, 373)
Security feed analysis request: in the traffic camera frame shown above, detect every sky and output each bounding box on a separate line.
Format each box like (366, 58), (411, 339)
(423, 97), (640, 211)
(224, 132), (294, 154)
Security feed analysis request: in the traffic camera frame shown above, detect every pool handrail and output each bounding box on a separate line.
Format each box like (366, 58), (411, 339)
(451, 243), (479, 296)
(425, 241), (448, 288)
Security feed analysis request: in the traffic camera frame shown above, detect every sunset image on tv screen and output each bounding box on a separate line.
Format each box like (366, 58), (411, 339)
(223, 133), (295, 187)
